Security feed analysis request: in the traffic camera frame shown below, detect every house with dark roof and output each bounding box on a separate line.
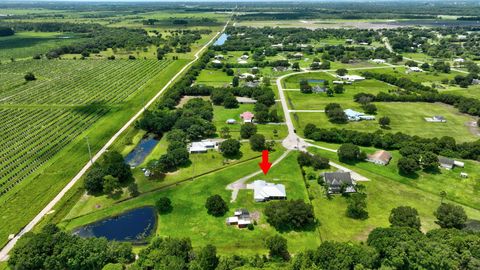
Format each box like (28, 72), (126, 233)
(322, 172), (356, 194)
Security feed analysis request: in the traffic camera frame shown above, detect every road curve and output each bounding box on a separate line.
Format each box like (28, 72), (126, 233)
(0, 21), (230, 262)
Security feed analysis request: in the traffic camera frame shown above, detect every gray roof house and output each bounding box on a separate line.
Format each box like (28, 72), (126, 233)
(323, 172), (356, 194)
(439, 156), (465, 170)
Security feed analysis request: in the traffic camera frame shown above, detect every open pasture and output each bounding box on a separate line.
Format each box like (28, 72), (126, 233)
(0, 31), (84, 61)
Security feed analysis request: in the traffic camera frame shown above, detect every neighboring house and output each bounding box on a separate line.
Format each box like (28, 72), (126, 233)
(367, 150), (392, 165)
(460, 172), (469, 178)
(238, 60), (248, 64)
(424, 115), (447, 123)
(240, 111), (254, 123)
(333, 80), (351, 85)
(226, 119), (236, 124)
(211, 59), (222, 64)
(372, 59), (386, 64)
(214, 54), (224, 60)
(472, 79), (480, 85)
(293, 52), (304, 58)
(226, 209), (252, 228)
(273, 66), (288, 72)
(244, 81), (260, 88)
(189, 140), (219, 154)
(344, 109), (375, 121)
(457, 35), (467, 40)
(453, 58), (465, 63)
(240, 54), (249, 60)
(272, 43), (283, 48)
(337, 75), (365, 82)
(236, 96), (257, 104)
(439, 156), (465, 170)
(408, 66), (423, 72)
(312, 85), (326, 93)
(323, 172), (356, 194)
(246, 180), (287, 202)
(239, 73), (255, 79)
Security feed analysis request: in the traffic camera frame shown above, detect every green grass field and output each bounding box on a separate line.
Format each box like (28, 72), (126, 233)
(307, 145), (480, 241)
(60, 151), (321, 255)
(0, 31), (85, 61)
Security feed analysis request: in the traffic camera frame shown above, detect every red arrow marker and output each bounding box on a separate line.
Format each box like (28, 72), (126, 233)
(259, 150), (272, 175)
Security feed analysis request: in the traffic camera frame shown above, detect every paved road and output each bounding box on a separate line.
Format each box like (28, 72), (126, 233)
(0, 21), (230, 262)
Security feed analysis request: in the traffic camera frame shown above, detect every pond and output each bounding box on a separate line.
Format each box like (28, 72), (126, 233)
(73, 207), (157, 242)
(124, 136), (159, 167)
(307, 79), (325, 84)
(213, 33), (229, 46)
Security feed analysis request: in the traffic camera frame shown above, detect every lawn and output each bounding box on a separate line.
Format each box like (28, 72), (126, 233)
(307, 146), (480, 242)
(60, 151), (321, 255)
(196, 68), (232, 87)
(213, 104), (289, 140)
(293, 102), (478, 141)
(0, 31), (85, 61)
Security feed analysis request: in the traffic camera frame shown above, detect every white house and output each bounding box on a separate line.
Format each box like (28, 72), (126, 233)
(211, 59), (222, 64)
(188, 140), (218, 153)
(424, 115), (446, 123)
(239, 54), (249, 60)
(371, 59), (386, 64)
(408, 67), (423, 73)
(454, 58), (465, 63)
(237, 60), (248, 65)
(344, 109), (375, 121)
(246, 180), (286, 202)
(338, 75), (365, 82)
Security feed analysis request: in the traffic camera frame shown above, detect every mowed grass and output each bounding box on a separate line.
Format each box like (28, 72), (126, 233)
(293, 102), (478, 141)
(307, 146), (480, 242)
(0, 31), (84, 61)
(60, 151), (320, 255)
(196, 68), (232, 87)
(213, 104), (289, 140)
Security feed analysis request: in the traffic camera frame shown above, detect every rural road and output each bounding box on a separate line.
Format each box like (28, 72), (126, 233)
(0, 21), (231, 262)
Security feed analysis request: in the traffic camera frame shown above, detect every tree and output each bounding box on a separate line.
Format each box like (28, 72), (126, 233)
(389, 206), (421, 230)
(265, 235), (290, 261)
(232, 76), (239, 87)
(299, 79), (312, 94)
(240, 123), (257, 139)
(325, 103), (348, 124)
(196, 244), (219, 270)
(337, 143), (362, 162)
(420, 151), (439, 171)
(379, 116), (391, 127)
(84, 164), (106, 194)
(336, 68), (348, 76)
(9, 225), (134, 270)
(434, 203), (467, 229)
(156, 197), (173, 214)
(249, 134), (266, 151)
(333, 84), (344, 94)
(264, 200), (315, 231)
(346, 193), (368, 220)
(146, 159), (166, 178)
(205, 195), (228, 217)
(167, 129), (187, 144)
(103, 175), (121, 195)
(24, 72), (36, 81)
(398, 157), (420, 175)
(223, 94), (238, 108)
(128, 182), (139, 197)
(292, 62), (300, 71)
(220, 126), (230, 139)
(219, 139), (241, 157)
(103, 151), (132, 183)
(363, 103), (377, 114)
(135, 237), (192, 269)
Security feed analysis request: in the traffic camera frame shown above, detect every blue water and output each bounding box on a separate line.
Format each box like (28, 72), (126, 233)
(73, 207), (156, 242)
(307, 79), (325, 84)
(213, 33), (229, 46)
(124, 136), (159, 167)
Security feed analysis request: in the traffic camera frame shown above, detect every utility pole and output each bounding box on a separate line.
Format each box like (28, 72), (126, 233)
(86, 136), (93, 165)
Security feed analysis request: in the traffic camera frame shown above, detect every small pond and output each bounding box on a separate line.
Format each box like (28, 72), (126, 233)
(124, 136), (159, 167)
(213, 33), (229, 46)
(307, 79), (325, 84)
(73, 206), (156, 242)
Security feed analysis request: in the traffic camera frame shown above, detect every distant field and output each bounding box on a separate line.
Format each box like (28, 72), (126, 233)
(0, 59), (171, 104)
(0, 31), (84, 61)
